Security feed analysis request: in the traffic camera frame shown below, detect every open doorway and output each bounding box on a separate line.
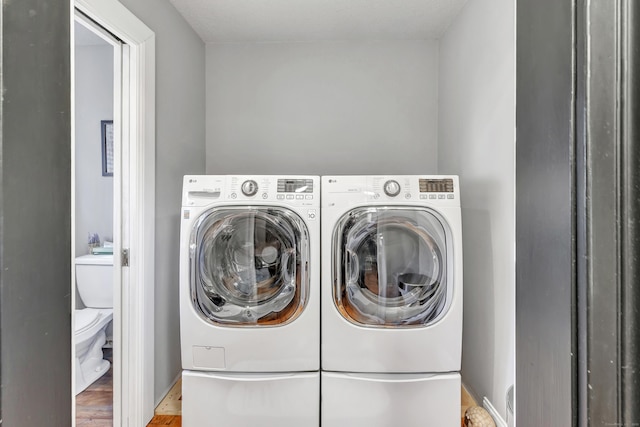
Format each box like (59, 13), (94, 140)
(72, 1), (156, 425)
(72, 15), (120, 425)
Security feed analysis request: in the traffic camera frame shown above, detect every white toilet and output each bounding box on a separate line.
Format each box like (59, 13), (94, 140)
(75, 254), (114, 395)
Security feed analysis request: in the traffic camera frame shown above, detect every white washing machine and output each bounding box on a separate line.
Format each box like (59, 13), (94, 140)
(321, 175), (463, 427)
(180, 175), (320, 427)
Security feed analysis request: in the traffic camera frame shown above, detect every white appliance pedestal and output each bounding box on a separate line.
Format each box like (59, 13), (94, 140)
(182, 370), (319, 427)
(321, 371), (460, 427)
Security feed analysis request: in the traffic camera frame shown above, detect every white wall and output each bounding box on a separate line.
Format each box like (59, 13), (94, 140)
(118, 0), (206, 404)
(438, 0), (515, 420)
(206, 40), (439, 175)
(75, 44), (114, 256)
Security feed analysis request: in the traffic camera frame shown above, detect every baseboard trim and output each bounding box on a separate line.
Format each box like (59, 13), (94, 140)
(155, 372), (182, 408)
(483, 397), (508, 427)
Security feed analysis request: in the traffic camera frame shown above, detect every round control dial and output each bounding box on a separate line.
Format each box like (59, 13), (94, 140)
(241, 180), (259, 197)
(383, 180), (401, 197)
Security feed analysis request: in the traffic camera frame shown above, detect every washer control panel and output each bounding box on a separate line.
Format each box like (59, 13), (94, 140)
(322, 175), (460, 207)
(183, 175), (319, 208)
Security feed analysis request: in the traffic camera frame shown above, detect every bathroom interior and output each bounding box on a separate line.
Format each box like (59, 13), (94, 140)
(72, 0), (515, 425)
(73, 19), (116, 423)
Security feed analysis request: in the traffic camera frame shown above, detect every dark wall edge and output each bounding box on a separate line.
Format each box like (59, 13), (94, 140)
(1, 1), (72, 425)
(515, 0), (576, 425)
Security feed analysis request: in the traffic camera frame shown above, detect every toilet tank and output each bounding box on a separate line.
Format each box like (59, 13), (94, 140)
(75, 254), (113, 308)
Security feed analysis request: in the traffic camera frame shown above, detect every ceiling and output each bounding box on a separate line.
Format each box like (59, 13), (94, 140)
(169, 0), (468, 43)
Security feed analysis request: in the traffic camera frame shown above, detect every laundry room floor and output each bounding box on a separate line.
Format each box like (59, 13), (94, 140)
(145, 379), (477, 427)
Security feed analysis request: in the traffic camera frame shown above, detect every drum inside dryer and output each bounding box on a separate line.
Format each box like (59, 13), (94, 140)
(333, 207), (450, 327)
(190, 207), (310, 326)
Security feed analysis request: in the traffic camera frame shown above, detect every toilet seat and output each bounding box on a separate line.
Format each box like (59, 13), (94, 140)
(75, 308), (113, 344)
(76, 308), (103, 332)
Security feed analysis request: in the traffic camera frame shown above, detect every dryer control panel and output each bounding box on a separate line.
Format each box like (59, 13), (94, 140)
(322, 175), (460, 207)
(182, 175), (320, 208)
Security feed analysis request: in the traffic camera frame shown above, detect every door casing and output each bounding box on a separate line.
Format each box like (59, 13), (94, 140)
(73, 1), (156, 425)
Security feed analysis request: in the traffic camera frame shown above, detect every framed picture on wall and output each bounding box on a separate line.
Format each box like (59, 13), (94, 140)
(101, 120), (114, 177)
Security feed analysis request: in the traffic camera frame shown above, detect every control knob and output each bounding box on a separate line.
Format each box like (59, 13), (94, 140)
(241, 180), (259, 197)
(383, 180), (401, 197)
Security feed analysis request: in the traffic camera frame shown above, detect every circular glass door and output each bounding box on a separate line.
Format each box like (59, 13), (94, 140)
(190, 207), (309, 326)
(333, 207), (450, 327)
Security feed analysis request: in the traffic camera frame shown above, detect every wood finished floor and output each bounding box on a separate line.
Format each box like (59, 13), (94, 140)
(76, 349), (113, 426)
(147, 414), (182, 426)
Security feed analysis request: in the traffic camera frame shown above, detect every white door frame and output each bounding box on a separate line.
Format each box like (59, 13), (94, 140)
(74, 1), (156, 425)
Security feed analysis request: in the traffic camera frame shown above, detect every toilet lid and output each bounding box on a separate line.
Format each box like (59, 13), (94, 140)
(75, 309), (101, 333)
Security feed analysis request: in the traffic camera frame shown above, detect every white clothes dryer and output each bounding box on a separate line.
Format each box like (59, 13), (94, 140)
(321, 175), (462, 427)
(180, 175), (320, 427)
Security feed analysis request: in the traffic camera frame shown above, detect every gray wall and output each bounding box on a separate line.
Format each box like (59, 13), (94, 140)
(205, 30), (518, 422)
(205, 40), (439, 175)
(1, 0), (72, 425)
(438, 0), (515, 420)
(118, 0), (206, 403)
(516, 0), (575, 424)
(75, 44), (114, 256)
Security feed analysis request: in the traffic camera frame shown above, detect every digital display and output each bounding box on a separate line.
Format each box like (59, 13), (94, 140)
(419, 179), (454, 193)
(277, 179), (314, 193)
